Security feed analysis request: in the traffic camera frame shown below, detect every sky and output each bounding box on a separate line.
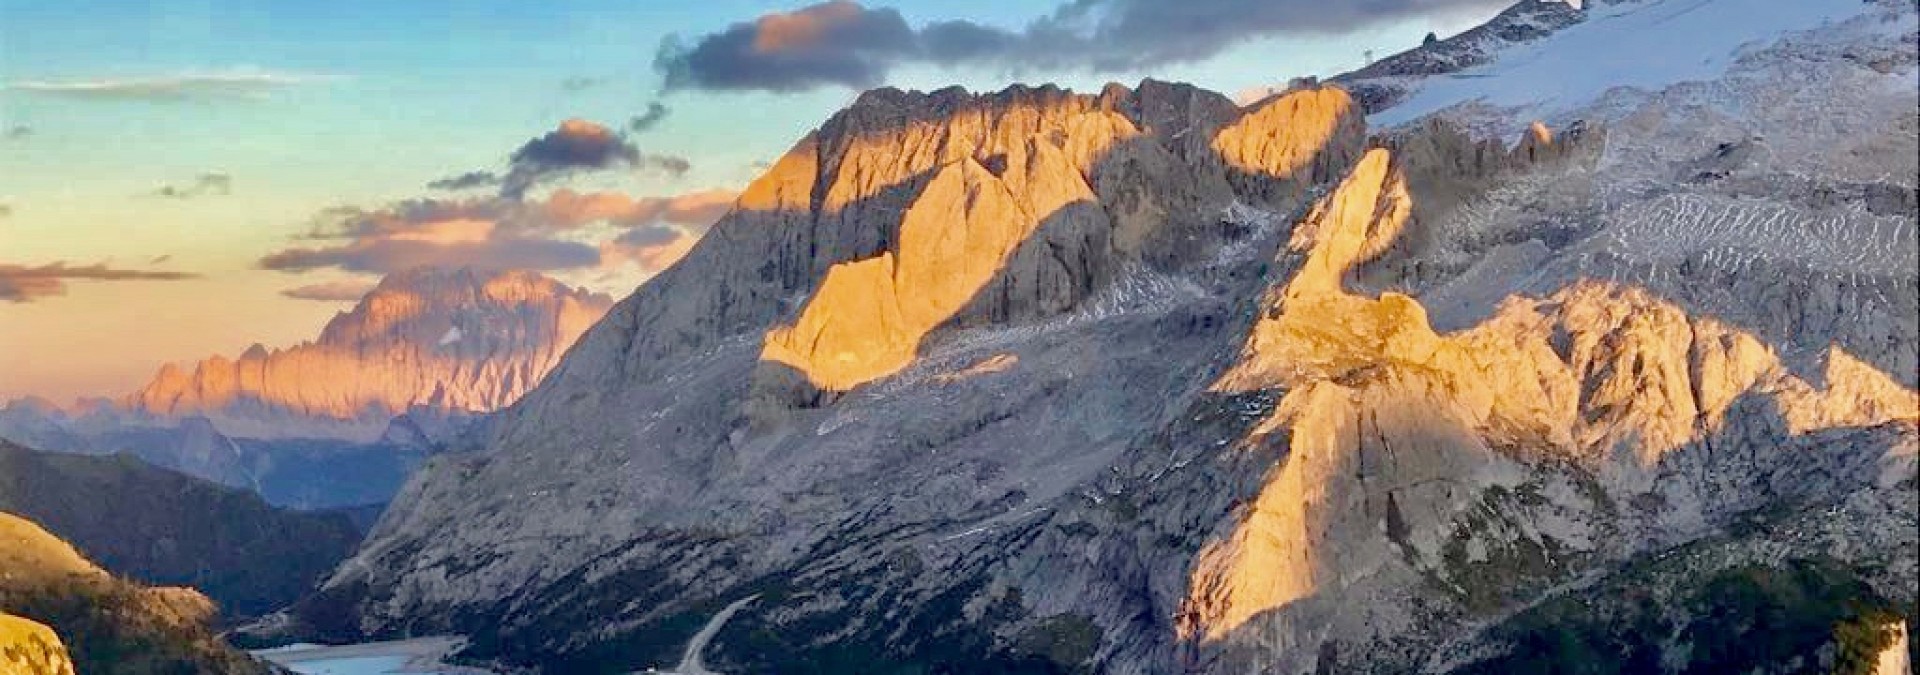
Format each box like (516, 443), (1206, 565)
(0, 0), (1507, 403)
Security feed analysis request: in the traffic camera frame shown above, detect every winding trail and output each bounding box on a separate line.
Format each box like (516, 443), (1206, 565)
(670, 594), (760, 674)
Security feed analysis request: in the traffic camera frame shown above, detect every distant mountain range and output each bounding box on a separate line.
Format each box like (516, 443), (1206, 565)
(126, 266), (612, 441)
(0, 267), (610, 509)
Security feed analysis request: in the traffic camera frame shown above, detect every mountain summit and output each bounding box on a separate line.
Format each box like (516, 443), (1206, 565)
(290, 0), (1916, 672)
(124, 268), (612, 440)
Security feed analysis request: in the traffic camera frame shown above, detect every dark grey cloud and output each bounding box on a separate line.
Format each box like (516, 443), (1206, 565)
(629, 102), (671, 133)
(153, 173), (232, 199)
(0, 262), (198, 303)
(613, 223), (682, 249)
(656, 1), (918, 92)
(655, 0), (1505, 93)
(646, 152), (692, 177)
(427, 170), (501, 191)
(3, 125), (29, 141)
(494, 119), (693, 198)
(429, 118), (689, 201)
(501, 119), (642, 199)
(4, 70), (319, 102)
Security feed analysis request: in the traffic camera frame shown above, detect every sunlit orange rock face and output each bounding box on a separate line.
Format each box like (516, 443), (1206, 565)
(759, 84), (1367, 396)
(125, 268), (612, 440)
(1178, 146), (1917, 644)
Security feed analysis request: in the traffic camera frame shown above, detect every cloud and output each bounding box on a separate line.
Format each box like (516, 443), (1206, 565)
(656, 0), (1505, 93)
(2, 125), (28, 140)
(259, 188), (737, 277)
(4, 69), (321, 102)
(0, 203), (11, 219)
(279, 279), (379, 302)
(501, 119), (645, 199)
(434, 119), (691, 200)
(260, 235), (602, 276)
(149, 254), (172, 264)
(629, 102), (671, 133)
(648, 153), (692, 177)
(593, 189), (738, 273)
(152, 173), (232, 199)
(599, 223), (702, 273)
(427, 170), (501, 191)
(0, 262), (198, 303)
(656, 1), (918, 92)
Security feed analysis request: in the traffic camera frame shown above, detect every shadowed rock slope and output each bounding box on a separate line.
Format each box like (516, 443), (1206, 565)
(0, 441), (362, 618)
(296, 3), (1917, 671)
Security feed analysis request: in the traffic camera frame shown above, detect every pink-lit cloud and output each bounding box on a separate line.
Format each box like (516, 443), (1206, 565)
(259, 189), (737, 277)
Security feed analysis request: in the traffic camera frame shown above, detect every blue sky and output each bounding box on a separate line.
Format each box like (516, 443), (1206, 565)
(0, 0), (1503, 401)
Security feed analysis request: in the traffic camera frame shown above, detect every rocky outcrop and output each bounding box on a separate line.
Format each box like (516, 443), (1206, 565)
(0, 613), (73, 675)
(124, 267), (611, 440)
(1172, 146), (1916, 671)
(754, 84), (1359, 401)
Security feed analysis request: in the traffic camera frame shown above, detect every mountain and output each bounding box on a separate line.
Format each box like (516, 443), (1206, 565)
(0, 512), (277, 674)
(0, 267), (609, 509)
(125, 267), (612, 441)
(1332, 0), (1586, 115)
(285, 0), (1917, 672)
(0, 440), (363, 618)
(0, 400), (436, 510)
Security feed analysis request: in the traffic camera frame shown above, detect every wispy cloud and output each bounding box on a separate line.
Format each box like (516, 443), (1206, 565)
(280, 279), (379, 302)
(4, 69), (326, 102)
(2, 125), (29, 141)
(427, 170), (501, 191)
(0, 262), (199, 303)
(629, 102), (671, 133)
(259, 188), (736, 277)
(150, 172), (233, 199)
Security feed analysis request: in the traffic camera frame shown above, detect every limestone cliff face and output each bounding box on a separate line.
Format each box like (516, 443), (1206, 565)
(303, 4), (1918, 671)
(754, 83), (1360, 398)
(1175, 146), (1915, 669)
(125, 268), (611, 440)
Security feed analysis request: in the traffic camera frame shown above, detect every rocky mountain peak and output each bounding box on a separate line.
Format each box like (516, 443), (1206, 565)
(303, 3), (1918, 668)
(122, 267), (612, 440)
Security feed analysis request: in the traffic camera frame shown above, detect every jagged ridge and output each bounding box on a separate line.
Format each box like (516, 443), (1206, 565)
(123, 267), (611, 440)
